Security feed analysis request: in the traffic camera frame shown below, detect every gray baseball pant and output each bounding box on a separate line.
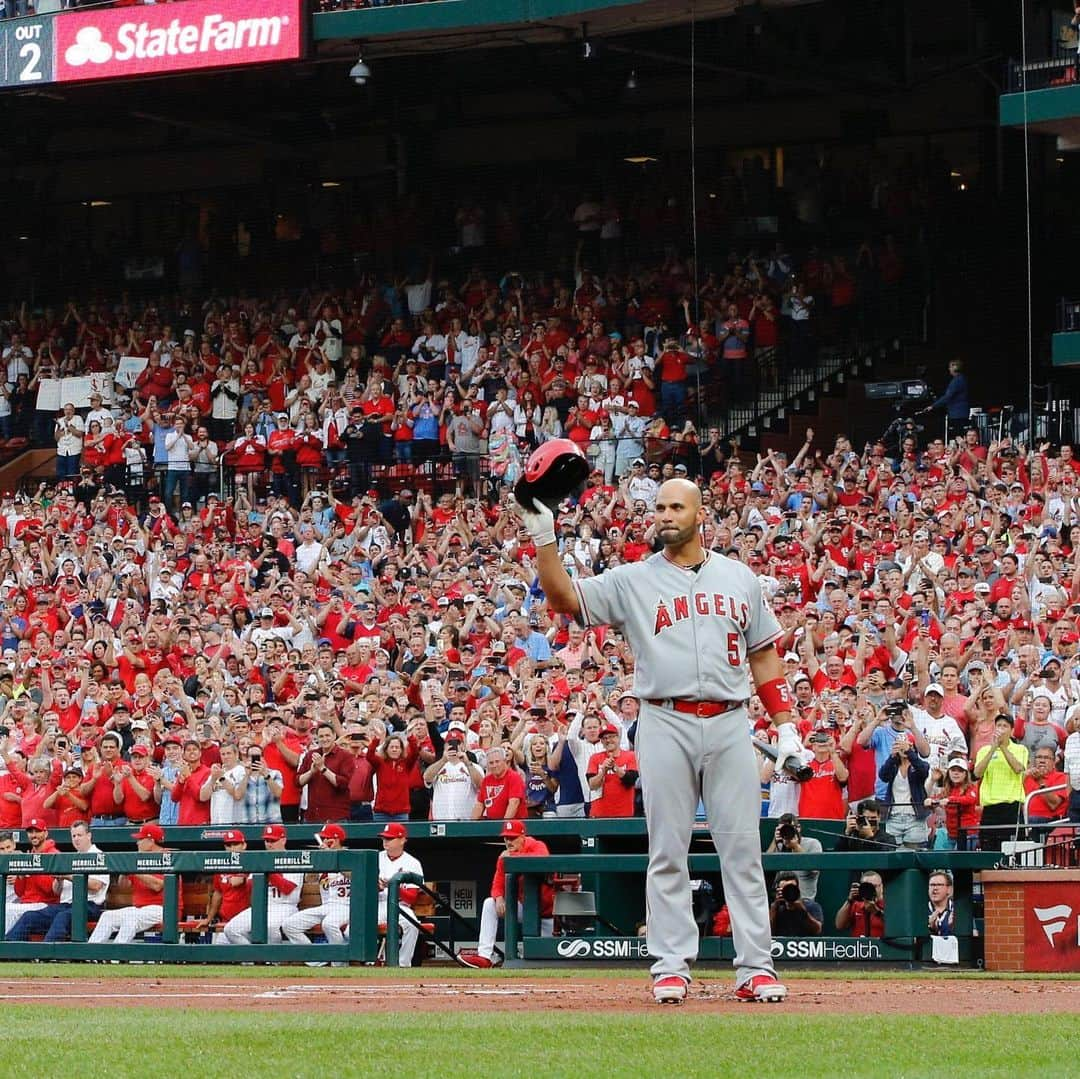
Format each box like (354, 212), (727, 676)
(636, 701), (776, 985)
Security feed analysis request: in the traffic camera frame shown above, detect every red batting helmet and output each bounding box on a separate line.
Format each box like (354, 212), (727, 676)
(514, 438), (590, 514)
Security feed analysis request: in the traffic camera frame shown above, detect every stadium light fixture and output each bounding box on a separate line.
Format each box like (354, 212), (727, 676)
(349, 52), (371, 86)
(321, 181), (342, 188)
(625, 69), (638, 91)
(623, 155), (657, 165)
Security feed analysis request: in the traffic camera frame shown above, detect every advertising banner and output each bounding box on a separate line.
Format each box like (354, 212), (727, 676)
(0, 0), (303, 88)
(524, 935), (911, 962)
(1023, 882), (1080, 972)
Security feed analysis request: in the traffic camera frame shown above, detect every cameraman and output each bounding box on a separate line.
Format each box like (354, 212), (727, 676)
(836, 798), (897, 852)
(766, 813), (823, 901)
(769, 873), (822, 937)
(835, 871), (886, 938)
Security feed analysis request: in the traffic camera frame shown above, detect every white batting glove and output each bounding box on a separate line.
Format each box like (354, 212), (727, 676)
(510, 494), (556, 548)
(775, 723), (803, 768)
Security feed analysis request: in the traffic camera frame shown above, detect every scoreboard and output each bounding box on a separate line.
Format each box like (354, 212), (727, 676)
(0, 0), (304, 89)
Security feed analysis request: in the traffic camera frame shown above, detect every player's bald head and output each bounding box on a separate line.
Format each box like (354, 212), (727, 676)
(657, 478), (702, 510)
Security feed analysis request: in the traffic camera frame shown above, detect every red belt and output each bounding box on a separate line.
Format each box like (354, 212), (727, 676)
(647, 698), (741, 717)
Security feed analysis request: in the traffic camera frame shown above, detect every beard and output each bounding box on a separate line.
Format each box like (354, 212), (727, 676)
(657, 522), (698, 548)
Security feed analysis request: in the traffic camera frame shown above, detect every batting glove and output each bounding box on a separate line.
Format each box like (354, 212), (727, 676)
(510, 494), (556, 548)
(775, 723), (804, 768)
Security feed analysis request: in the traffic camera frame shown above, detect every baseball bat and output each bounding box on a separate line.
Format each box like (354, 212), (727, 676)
(752, 737), (814, 783)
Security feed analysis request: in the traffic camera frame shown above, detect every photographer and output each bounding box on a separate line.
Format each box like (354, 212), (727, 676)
(836, 798), (897, 852)
(766, 812), (823, 901)
(424, 735), (484, 820)
(835, 871), (886, 938)
(769, 873), (823, 937)
(858, 700), (931, 800)
(877, 730), (931, 848)
(236, 744), (283, 824)
(798, 731), (848, 820)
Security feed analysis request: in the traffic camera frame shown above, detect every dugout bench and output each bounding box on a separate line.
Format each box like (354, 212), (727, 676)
(0, 849), (379, 964)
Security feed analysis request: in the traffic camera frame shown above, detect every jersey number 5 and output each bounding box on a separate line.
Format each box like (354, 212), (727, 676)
(727, 632), (741, 667)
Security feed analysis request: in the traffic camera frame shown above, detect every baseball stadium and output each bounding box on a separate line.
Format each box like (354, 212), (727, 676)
(0, 0), (1078, 1073)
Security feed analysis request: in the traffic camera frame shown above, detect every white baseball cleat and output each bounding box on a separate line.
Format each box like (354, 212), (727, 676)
(652, 975), (689, 1005)
(734, 974), (788, 1003)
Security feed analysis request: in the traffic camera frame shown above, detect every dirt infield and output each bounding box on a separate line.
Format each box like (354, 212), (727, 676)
(0, 975), (1075, 1015)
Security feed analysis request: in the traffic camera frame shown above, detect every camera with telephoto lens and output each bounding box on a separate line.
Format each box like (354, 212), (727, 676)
(777, 822), (797, 844)
(858, 881), (878, 902)
(781, 881), (800, 904)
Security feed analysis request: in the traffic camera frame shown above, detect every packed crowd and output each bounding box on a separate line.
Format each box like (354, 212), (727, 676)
(0, 411), (1077, 847)
(0, 243), (1071, 873)
(3, 234), (907, 516)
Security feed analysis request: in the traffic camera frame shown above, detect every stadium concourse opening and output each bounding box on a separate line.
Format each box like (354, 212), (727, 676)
(0, 0), (1075, 980)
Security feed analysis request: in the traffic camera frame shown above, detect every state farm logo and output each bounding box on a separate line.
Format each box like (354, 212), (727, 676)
(54, 0), (303, 83)
(65, 27), (111, 66)
(64, 12), (290, 66)
(1033, 904), (1074, 947)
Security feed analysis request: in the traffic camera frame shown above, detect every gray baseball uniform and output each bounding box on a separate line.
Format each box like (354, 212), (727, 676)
(573, 549), (782, 985)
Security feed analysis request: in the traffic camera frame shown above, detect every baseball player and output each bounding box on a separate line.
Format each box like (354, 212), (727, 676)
(459, 819), (554, 968)
(4, 820), (60, 936)
(377, 822), (425, 967)
(517, 477), (795, 1003)
(283, 823), (352, 964)
(196, 830), (252, 944)
(222, 823), (303, 944)
(88, 823), (166, 944)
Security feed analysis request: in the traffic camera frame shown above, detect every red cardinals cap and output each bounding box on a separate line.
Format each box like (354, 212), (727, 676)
(262, 823), (287, 841)
(130, 745), (150, 757)
(858, 589), (876, 602)
(318, 823), (347, 842)
(599, 724), (619, 736)
(379, 822), (407, 840)
(500, 819), (526, 838)
(131, 823), (165, 842)
(221, 830), (245, 844)
(26, 818), (49, 832)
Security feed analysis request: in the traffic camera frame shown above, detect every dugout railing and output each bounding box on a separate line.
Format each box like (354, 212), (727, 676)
(502, 850), (1002, 966)
(0, 848), (378, 964)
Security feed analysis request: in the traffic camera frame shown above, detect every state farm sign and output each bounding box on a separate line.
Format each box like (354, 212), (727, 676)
(53, 0), (303, 82)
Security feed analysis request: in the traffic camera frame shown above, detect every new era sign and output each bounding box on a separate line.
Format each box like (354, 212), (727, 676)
(53, 0), (303, 82)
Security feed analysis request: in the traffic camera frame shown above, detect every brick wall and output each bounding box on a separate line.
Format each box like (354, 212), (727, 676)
(983, 880), (1025, 971)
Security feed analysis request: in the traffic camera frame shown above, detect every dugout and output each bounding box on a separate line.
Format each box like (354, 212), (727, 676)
(1, 820), (999, 965)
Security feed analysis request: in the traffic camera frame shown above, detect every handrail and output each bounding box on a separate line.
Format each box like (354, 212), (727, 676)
(1020, 782), (1070, 827)
(1006, 52), (1078, 93)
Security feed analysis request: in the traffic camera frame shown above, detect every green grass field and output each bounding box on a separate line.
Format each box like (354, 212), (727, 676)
(2, 967), (1077, 1076)
(1, 1007), (1076, 1077)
